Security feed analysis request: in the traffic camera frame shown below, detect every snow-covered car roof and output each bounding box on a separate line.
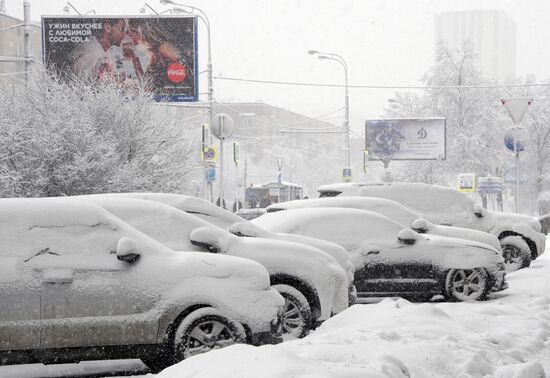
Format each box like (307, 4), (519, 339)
(0, 197), (174, 260)
(91, 193), (243, 230)
(76, 196), (217, 251)
(318, 182), (475, 215)
(253, 207), (407, 251)
(266, 196), (420, 226)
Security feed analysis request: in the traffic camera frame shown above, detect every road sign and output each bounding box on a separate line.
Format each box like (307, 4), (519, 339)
(342, 168), (352, 183)
(205, 166), (216, 183)
(477, 176), (502, 195)
(504, 126), (528, 152)
(501, 98), (533, 125)
(458, 173), (475, 193)
(212, 113), (234, 140)
(201, 145), (218, 162)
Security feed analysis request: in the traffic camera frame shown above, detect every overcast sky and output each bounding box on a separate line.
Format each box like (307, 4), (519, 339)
(4, 0), (550, 136)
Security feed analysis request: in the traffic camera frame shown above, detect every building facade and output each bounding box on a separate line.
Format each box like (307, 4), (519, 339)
(162, 102), (345, 198)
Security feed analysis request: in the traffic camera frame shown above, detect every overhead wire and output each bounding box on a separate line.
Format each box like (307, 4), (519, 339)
(215, 75), (550, 90)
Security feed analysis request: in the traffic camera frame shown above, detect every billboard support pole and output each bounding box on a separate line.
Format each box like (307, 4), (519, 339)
(383, 158), (391, 182)
(23, 0), (31, 82)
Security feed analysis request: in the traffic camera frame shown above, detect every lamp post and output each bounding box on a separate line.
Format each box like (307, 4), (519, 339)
(160, 0), (212, 127)
(160, 0), (213, 200)
(308, 49), (350, 168)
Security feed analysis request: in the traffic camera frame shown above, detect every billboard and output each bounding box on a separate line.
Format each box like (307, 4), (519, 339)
(365, 118), (446, 160)
(41, 16), (198, 102)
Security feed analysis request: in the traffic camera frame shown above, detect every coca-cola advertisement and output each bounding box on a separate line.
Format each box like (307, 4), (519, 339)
(41, 16), (198, 102)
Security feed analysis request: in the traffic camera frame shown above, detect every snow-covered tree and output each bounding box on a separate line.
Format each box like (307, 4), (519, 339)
(387, 43), (508, 184)
(0, 71), (200, 197)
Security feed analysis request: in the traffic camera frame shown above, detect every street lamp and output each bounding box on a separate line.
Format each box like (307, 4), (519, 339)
(140, 3), (173, 14)
(140, 3), (159, 14)
(63, 2), (95, 15)
(160, 0), (213, 200)
(308, 49), (350, 168)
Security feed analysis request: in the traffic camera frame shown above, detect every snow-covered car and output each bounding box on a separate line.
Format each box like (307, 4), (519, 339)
(253, 207), (507, 302)
(317, 182), (546, 270)
(84, 192), (357, 302)
(77, 196), (349, 338)
(0, 198), (284, 371)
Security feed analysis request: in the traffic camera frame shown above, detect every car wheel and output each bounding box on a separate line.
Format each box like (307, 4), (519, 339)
(272, 284), (312, 338)
(444, 268), (489, 302)
(500, 236), (531, 272)
(173, 307), (246, 361)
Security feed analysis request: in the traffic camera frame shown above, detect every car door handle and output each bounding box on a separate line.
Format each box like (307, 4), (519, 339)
(41, 269), (74, 284)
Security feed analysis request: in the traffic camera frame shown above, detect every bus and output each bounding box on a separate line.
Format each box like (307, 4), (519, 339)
(245, 181), (304, 208)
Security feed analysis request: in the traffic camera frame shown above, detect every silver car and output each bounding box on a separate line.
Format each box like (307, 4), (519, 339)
(0, 198), (283, 371)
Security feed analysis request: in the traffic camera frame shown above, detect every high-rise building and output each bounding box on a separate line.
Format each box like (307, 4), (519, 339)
(435, 10), (516, 82)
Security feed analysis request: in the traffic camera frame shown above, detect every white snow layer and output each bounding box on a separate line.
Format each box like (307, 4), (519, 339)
(156, 250), (550, 378)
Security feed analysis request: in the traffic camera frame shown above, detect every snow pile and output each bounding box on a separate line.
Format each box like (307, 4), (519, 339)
(156, 253), (550, 378)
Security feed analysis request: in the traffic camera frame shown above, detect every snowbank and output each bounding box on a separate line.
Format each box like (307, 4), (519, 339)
(156, 253), (550, 378)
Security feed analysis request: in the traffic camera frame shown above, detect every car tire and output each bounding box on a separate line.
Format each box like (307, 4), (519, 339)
(500, 236), (531, 272)
(272, 284), (312, 338)
(172, 307), (246, 361)
(444, 268), (489, 302)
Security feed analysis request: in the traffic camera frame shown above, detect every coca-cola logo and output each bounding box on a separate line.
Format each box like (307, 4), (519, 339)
(167, 63), (186, 83)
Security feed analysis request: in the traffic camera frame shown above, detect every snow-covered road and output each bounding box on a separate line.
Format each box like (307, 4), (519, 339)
(3, 252), (550, 378)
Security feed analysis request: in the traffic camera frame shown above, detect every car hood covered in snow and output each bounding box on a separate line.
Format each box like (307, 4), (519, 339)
(190, 226), (349, 319)
(411, 218), (502, 252)
(228, 221), (354, 284)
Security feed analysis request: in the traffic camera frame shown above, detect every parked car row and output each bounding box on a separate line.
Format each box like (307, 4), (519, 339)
(2, 183), (541, 371)
(316, 182), (546, 271)
(0, 195), (352, 372)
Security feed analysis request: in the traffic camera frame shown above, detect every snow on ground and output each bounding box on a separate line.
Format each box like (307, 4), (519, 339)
(3, 245), (550, 378)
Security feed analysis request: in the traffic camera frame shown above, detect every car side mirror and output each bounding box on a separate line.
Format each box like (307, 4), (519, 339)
(411, 218), (430, 234)
(474, 204), (486, 218)
(190, 227), (223, 253)
(397, 229), (417, 245)
(116, 237), (141, 263)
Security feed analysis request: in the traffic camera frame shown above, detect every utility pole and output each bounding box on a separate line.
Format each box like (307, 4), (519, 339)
(243, 150), (248, 208)
(23, 0), (31, 82)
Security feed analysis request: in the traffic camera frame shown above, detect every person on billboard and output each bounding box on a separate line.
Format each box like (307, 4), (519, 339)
(69, 18), (126, 82)
(110, 35), (145, 84)
(374, 122), (404, 158)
